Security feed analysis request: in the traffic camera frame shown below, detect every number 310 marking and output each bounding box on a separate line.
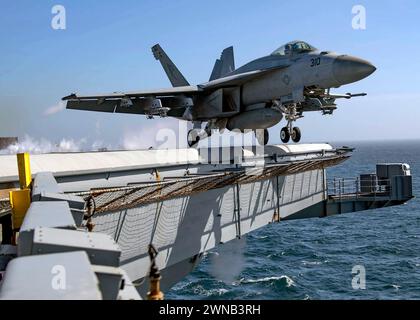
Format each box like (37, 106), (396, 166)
(310, 58), (321, 67)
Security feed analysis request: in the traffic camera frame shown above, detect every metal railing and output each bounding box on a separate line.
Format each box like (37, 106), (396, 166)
(327, 177), (391, 200)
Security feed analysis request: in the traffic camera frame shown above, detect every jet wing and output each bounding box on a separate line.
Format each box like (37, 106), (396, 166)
(63, 86), (201, 116)
(63, 67), (289, 116)
(63, 85), (201, 100)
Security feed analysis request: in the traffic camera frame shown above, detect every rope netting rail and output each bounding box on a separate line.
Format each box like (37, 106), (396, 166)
(70, 155), (348, 214)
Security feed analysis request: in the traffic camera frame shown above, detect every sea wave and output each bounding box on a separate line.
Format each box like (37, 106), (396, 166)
(238, 275), (295, 288)
(301, 259), (330, 266)
(192, 285), (229, 297)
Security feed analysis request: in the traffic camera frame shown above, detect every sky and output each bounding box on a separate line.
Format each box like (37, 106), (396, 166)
(0, 0), (420, 151)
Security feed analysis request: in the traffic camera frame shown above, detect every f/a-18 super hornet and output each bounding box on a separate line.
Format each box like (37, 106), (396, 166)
(63, 40), (376, 146)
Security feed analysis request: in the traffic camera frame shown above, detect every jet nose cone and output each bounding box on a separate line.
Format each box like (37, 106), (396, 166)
(333, 55), (376, 85)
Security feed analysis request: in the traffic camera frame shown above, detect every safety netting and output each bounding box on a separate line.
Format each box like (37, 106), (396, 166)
(71, 155), (348, 214)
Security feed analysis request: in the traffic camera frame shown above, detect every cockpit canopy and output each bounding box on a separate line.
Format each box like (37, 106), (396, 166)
(271, 41), (317, 56)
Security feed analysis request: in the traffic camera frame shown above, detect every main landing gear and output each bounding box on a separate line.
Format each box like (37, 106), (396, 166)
(187, 122), (214, 147)
(280, 104), (302, 143)
(187, 129), (199, 147)
(255, 129), (269, 146)
(187, 128), (208, 147)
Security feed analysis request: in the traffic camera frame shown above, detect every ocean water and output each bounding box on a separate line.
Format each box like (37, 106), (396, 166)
(166, 140), (420, 300)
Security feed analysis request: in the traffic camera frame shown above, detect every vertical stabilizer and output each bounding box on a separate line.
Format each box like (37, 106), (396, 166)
(209, 59), (222, 82)
(209, 46), (235, 81)
(151, 44), (190, 87)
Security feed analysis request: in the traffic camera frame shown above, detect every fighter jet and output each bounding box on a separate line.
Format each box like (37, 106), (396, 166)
(63, 40), (376, 146)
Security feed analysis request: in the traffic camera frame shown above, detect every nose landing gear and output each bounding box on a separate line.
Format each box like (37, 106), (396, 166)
(280, 127), (290, 143)
(291, 127), (301, 143)
(280, 104), (302, 143)
(280, 126), (301, 143)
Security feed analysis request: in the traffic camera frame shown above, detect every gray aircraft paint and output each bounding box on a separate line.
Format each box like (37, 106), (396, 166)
(64, 41), (375, 145)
